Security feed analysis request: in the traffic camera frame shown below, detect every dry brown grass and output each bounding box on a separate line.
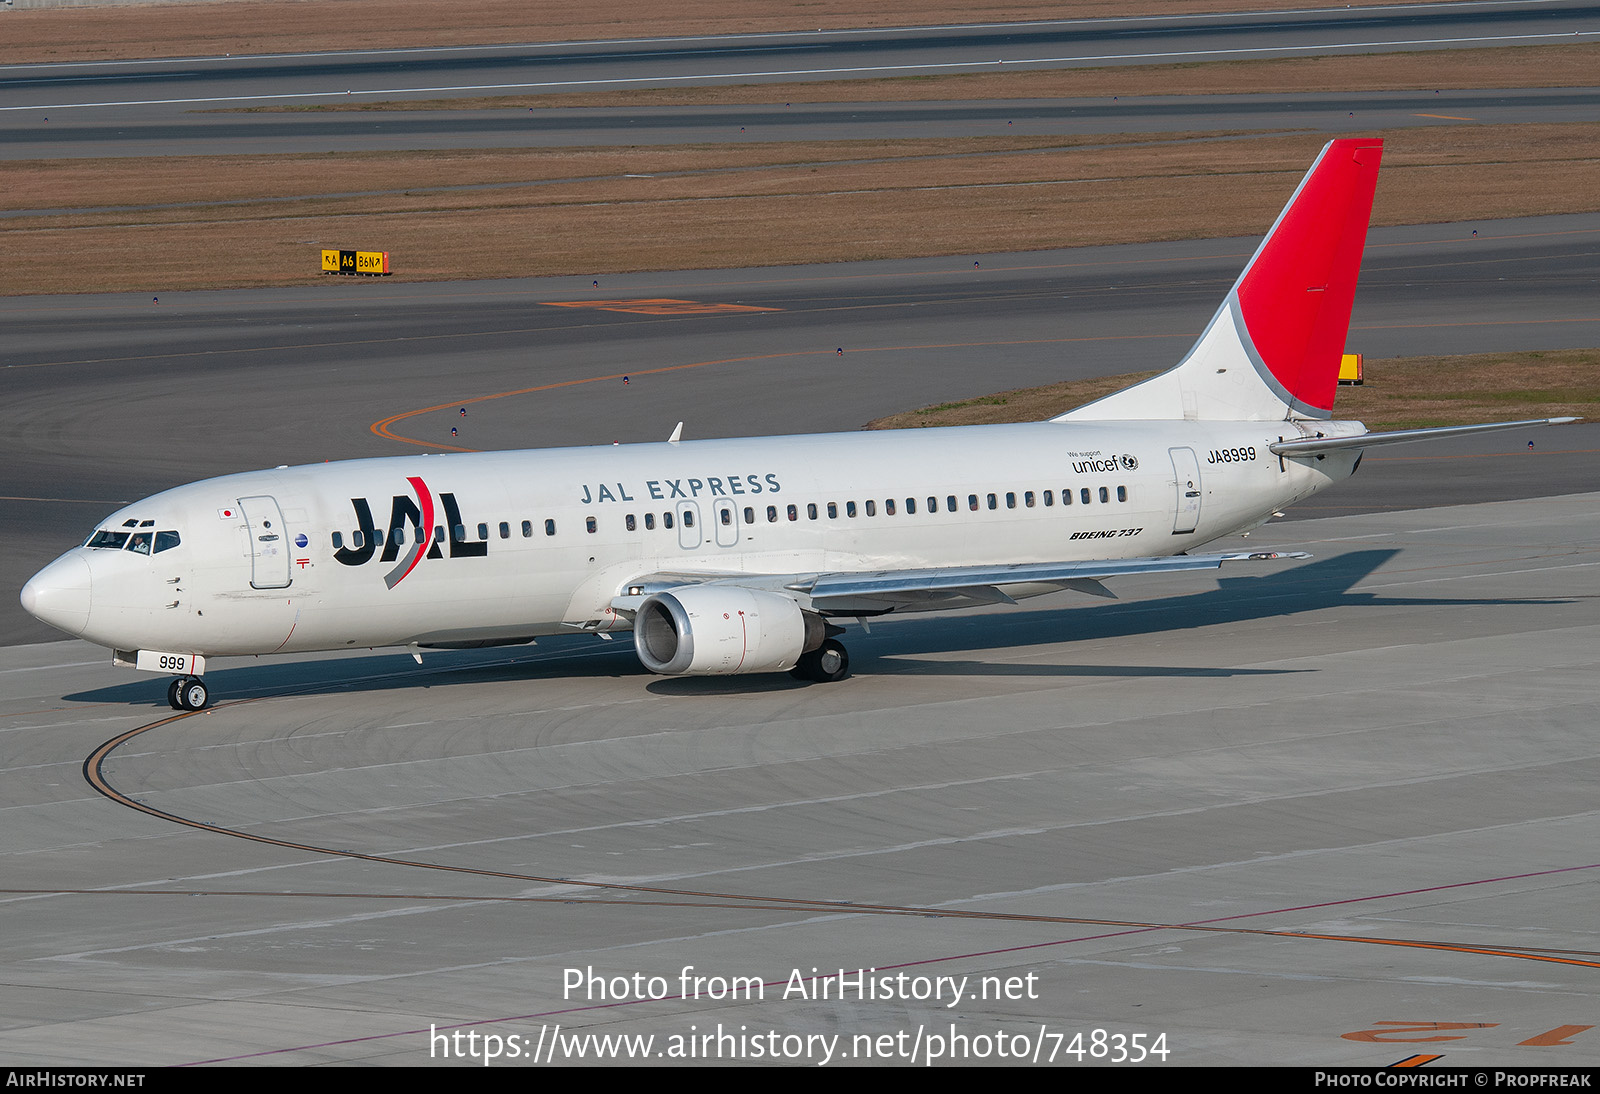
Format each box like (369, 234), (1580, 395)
(866, 350), (1600, 431)
(0, 0), (1413, 65)
(5, 124), (1597, 295)
(251, 43), (1600, 111)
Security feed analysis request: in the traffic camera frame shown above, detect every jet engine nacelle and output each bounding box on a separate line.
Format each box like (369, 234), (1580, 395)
(633, 586), (825, 676)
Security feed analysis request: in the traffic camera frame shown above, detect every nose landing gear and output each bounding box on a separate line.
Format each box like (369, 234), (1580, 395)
(167, 676), (210, 711)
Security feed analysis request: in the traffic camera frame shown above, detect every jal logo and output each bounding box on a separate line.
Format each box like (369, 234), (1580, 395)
(333, 475), (486, 588)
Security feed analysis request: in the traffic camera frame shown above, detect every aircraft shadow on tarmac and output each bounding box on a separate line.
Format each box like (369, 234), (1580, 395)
(63, 549), (1569, 706)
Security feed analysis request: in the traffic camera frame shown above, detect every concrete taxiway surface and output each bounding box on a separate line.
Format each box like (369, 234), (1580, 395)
(1, 490), (1597, 1065)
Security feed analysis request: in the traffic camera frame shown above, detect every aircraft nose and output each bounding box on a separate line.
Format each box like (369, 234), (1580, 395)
(20, 554), (92, 637)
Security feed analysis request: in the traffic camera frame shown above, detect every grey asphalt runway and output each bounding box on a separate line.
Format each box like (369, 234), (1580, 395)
(5, 0), (1599, 158)
(8, 2), (1597, 111)
(9, 87), (1600, 159)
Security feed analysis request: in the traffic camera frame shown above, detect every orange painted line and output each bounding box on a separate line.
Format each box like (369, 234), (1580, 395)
(1270, 931), (1600, 969)
(1519, 1025), (1595, 1046)
(1413, 113), (1476, 121)
(368, 335), (1173, 451)
(370, 348), (830, 450)
(1392, 1054), (1444, 1066)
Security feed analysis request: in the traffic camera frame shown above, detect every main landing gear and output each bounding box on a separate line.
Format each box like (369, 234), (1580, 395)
(791, 638), (850, 683)
(167, 676), (210, 711)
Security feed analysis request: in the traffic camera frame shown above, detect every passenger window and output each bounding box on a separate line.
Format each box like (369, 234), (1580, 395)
(1099, 486), (1109, 503)
(392, 527), (406, 546)
(1117, 485), (1127, 502)
(435, 526), (445, 543)
(1044, 490), (1054, 507)
(885, 499), (895, 516)
(663, 512), (674, 529)
(522, 520), (533, 538)
(645, 513), (656, 530)
(499, 521), (510, 539)
(1007, 492), (1017, 509)
(545, 519), (557, 536)
(865, 500), (875, 516)
(1081, 488), (1091, 505)
(767, 505), (778, 522)
(969, 495), (979, 512)
(353, 531), (366, 549)
(827, 502), (838, 518)
(946, 496), (956, 513)
(788, 504), (798, 521)
(1062, 488), (1072, 505)
(586, 516), (597, 533)
(1024, 491), (1034, 508)
(808, 504), (818, 520)
(906, 498), (917, 515)
(626, 514), (637, 531)
(986, 493), (997, 510)
(720, 508), (733, 526)
(683, 511), (695, 528)
(331, 531), (343, 549)
(477, 522), (488, 541)
(846, 501), (857, 518)
(743, 506), (754, 524)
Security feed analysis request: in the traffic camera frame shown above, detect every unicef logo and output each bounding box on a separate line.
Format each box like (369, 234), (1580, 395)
(1119, 454), (1139, 471)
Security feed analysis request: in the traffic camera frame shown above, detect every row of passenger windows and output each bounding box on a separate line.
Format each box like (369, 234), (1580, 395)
(331, 485), (1132, 547)
(753, 486), (1131, 522)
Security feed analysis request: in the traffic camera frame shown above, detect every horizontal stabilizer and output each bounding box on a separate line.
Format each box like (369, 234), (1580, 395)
(1270, 417), (1578, 457)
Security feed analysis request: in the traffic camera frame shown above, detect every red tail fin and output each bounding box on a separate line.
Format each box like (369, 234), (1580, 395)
(1059, 139), (1382, 424)
(1234, 139), (1383, 416)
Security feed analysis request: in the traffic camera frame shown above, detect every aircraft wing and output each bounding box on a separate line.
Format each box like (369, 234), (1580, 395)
(613, 550), (1307, 616)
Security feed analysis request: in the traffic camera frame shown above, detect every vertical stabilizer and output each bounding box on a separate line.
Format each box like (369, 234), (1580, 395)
(1058, 139), (1383, 423)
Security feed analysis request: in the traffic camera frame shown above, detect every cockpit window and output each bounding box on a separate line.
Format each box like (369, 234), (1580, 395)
(85, 527), (180, 552)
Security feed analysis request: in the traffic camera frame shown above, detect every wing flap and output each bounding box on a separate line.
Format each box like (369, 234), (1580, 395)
(611, 552), (1308, 617)
(793, 552), (1305, 611)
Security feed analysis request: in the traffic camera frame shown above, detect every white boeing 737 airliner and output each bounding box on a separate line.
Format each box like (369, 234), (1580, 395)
(20, 139), (1575, 710)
